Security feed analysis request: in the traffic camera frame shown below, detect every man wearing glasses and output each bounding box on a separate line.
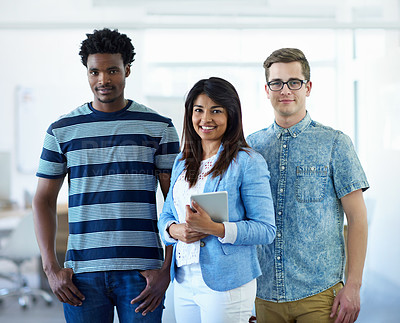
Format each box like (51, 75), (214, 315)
(247, 48), (369, 323)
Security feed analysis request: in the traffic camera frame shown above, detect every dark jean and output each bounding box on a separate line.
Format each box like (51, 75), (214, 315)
(63, 270), (164, 323)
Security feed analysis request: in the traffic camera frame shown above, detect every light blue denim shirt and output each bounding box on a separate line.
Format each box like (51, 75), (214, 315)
(247, 112), (369, 302)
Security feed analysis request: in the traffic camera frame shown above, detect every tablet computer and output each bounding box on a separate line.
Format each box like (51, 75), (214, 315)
(190, 191), (229, 223)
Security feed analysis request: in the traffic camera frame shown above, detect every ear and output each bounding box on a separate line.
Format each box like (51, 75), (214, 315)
(265, 83), (271, 99)
(305, 80), (312, 97)
(125, 64), (131, 77)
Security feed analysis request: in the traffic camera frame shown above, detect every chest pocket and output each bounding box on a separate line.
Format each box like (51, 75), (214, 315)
(295, 165), (329, 202)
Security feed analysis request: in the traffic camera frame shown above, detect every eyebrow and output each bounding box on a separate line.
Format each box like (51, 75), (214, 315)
(88, 66), (121, 71)
(193, 104), (223, 109)
(269, 77), (302, 81)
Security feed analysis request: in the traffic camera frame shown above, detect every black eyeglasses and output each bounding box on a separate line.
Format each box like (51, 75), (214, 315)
(267, 79), (308, 91)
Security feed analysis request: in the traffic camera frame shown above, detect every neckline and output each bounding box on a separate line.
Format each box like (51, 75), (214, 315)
(201, 153), (217, 164)
(88, 100), (132, 117)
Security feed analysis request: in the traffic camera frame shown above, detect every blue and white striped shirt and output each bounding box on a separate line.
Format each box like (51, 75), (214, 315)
(37, 100), (180, 274)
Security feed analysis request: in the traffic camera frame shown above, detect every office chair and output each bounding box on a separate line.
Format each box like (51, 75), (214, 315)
(0, 213), (53, 309)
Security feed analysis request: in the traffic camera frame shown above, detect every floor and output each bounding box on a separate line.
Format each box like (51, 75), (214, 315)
(0, 259), (65, 323)
(0, 260), (398, 323)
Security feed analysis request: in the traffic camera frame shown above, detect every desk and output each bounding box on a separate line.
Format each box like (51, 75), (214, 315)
(0, 208), (28, 220)
(0, 206), (68, 251)
(0, 206), (69, 291)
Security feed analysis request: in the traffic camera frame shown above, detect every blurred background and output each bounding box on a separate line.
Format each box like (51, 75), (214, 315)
(0, 0), (399, 322)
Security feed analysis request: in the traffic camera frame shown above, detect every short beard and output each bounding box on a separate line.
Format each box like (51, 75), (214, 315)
(97, 97), (116, 104)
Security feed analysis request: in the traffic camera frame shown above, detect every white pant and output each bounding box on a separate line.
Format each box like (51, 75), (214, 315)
(173, 263), (256, 323)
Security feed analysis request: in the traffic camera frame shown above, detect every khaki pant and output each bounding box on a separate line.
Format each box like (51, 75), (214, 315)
(255, 282), (344, 323)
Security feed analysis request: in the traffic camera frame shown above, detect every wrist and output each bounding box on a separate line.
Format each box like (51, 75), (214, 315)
(167, 223), (176, 238)
(209, 222), (225, 238)
(167, 222), (175, 233)
(160, 264), (171, 274)
(345, 278), (362, 289)
(43, 261), (61, 276)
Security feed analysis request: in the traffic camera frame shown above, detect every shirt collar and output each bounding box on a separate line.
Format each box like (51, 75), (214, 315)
(273, 111), (312, 138)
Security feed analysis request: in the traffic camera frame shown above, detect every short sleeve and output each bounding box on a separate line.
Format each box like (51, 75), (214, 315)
(36, 125), (67, 179)
(331, 132), (369, 199)
(155, 120), (180, 172)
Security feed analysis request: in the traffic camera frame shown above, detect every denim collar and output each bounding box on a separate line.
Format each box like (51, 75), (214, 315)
(273, 111), (312, 139)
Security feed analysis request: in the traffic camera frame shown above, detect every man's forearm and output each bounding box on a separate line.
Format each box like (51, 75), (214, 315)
(161, 245), (173, 272)
(33, 177), (65, 274)
(341, 189), (368, 287)
(346, 218), (368, 287)
(33, 200), (61, 274)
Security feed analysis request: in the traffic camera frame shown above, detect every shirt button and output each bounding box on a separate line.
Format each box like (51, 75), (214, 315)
(311, 166), (315, 171)
(281, 166), (285, 170)
(280, 189), (284, 193)
(277, 233), (281, 238)
(277, 256), (281, 260)
(278, 211), (282, 215)
(283, 144), (287, 148)
(200, 241), (205, 247)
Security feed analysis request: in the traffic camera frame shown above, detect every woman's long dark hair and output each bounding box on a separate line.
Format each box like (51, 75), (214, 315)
(181, 77), (249, 187)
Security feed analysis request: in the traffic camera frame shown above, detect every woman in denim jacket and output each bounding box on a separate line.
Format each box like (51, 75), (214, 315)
(158, 77), (276, 323)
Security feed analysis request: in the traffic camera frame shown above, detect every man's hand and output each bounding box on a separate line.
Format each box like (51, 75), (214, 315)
(130, 268), (170, 316)
(46, 267), (85, 306)
(330, 283), (360, 323)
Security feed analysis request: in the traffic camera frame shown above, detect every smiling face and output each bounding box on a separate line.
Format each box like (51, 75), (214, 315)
(192, 93), (228, 155)
(86, 53), (130, 112)
(266, 61), (312, 128)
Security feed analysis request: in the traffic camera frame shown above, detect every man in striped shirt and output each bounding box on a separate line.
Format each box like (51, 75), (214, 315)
(33, 28), (180, 323)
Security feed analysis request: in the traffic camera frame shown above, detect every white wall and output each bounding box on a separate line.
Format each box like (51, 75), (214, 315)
(356, 46), (400, 285)
(0, 29), (92, 204)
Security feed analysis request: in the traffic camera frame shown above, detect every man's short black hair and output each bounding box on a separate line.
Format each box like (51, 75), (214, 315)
(79, 28), (136, 67)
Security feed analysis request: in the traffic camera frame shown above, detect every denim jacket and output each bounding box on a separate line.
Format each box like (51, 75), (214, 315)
(247, 112), (369, 302)
(158, 146), (276, 292)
